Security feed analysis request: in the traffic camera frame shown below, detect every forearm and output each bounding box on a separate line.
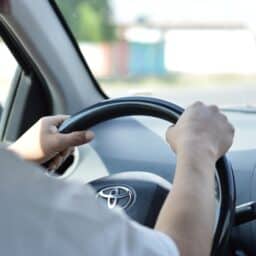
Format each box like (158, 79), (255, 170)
(155, 150), (216, 256)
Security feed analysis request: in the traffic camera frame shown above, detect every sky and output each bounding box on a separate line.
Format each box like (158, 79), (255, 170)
(111, 0), (256, 29)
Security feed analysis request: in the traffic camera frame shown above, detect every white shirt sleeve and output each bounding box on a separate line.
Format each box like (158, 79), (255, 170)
(0, 149), (179, 256)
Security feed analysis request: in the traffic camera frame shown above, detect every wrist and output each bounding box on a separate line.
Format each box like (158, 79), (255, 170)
(176, 136), (217, 160)
(176, 144), (216, 176)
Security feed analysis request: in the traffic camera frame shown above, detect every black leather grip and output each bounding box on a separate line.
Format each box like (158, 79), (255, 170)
(59, 97), (183, 133)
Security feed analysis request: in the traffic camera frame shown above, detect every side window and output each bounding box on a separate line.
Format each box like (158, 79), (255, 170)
(0, 36), (17, 116)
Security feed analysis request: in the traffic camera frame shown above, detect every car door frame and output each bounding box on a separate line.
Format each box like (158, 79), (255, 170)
(0, 0), (105, 141)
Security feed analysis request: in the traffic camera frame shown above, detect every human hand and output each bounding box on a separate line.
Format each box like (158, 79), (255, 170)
(166, 102), (234, 162)
(8, 115), (94, 170)
(157, 102), (234, 256)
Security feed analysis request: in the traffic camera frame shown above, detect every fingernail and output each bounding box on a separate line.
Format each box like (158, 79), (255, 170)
(85, 130), (94, 140)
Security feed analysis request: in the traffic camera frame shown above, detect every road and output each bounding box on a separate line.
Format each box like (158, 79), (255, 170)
(1, 78), (256, 108)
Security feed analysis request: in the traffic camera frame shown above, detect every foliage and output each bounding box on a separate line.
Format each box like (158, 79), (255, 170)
(55, 0), (115, 42)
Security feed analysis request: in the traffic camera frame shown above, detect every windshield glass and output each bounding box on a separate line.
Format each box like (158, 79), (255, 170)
(55, 0), (256, 108)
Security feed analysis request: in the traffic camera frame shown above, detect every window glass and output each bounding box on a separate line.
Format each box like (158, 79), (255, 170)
(55, 0), (256, 108)
(0, 36), (17, 108)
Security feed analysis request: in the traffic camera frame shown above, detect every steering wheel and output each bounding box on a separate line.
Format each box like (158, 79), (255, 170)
(59, 96), (235, 255)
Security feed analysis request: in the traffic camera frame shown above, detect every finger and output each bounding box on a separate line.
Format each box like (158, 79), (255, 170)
(48, 156), (62, 171)
(209, 105), (219, 112)
(229, 123), (235, 134)
(44, 115), (70, 127)
(191, 101), (204, 108)
(47, 148), (74, 172)
(219, 113), (228, 122)
(59, 147), (74, 160)
(165, 125), (175, 143)
(48, 154), (64, 171)
(55, 130), (94, 151)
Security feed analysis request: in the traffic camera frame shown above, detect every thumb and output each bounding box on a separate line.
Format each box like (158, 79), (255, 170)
(165, 125), (175, 143)
(56, 130), (94, 151)
(45, 115), (70, 127)
(165, 125), (177, 152)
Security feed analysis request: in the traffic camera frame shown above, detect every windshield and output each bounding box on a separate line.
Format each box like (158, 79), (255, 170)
(55, 0), (256, 108)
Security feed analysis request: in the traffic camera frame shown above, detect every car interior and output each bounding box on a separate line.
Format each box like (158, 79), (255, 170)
(0, 0), (256, 255)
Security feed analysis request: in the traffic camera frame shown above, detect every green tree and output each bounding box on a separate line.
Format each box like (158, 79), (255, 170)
(56, 0), (115, 42)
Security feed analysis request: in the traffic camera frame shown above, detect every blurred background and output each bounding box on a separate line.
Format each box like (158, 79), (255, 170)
(2, 0), (256, 107)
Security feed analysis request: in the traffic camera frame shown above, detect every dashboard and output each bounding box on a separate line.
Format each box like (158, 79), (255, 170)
(62, 110), (256, 255)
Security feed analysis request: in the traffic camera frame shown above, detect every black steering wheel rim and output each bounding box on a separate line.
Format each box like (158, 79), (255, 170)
(59, 96), (236, 255)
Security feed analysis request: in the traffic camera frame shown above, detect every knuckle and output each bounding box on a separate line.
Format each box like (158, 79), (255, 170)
(209, 105), (219, 112)
(194, 101), (203, 106)
(220, 113), (228, 121)
(39, 116), (49, 122)
(74, 132), (86, 144)
(191, 101), (204, 109)
(230, 124), (235, 133)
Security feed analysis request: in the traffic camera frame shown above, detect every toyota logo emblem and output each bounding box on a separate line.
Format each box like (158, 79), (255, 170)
(97, 186), (135, 209)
